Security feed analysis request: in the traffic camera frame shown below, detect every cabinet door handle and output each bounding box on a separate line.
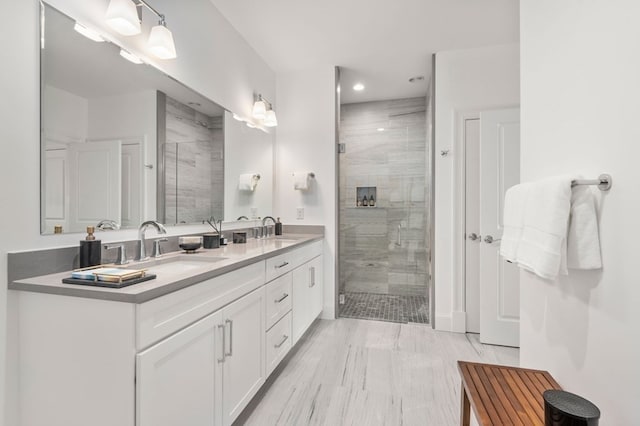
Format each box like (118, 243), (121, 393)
(309, 266), (315, 287)
(275, 261), (289, 269)
(224, 319), (233, 357)
(274, 293), (289, 303)
(274, 334), (289, 349)
(217, 324), (226, 363)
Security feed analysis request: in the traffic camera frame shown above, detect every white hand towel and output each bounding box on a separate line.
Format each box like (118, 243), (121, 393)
(500, 183), (531, 262)
(516, 176), (573, 280)
(293, 172), (311, 190)
(239, 173), (259, 191)
(567, 185), (602, 270)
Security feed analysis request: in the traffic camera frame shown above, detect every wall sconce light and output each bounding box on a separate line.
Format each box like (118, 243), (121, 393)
(252, 94), (278, 127)
(106, 0), (177, 59)
(73, 22), (105, 42)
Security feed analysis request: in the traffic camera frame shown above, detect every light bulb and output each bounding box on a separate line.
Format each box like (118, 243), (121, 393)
(148, 24), (177, 60)
(105, 0), (141, 36)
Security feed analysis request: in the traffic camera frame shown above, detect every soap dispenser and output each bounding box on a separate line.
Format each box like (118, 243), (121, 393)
(275, 217), (283, 236)
(79, 226), (101, 268)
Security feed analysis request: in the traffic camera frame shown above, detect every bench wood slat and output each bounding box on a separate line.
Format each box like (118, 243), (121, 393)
(458, 361), (562, 426)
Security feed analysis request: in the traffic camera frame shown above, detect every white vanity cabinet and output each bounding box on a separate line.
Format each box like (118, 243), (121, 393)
(136, 310), (223, 426)
(292, 254), (324, 345)
(136, 286), (265, 426)
(13, 237), (323, 426)
(220, 286), (266, 426)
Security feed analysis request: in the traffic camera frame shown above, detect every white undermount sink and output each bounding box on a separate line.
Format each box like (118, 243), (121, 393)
(129, 254), (227, 275)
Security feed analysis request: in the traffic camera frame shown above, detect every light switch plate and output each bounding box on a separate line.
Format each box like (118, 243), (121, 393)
(296, 207), (304, 220)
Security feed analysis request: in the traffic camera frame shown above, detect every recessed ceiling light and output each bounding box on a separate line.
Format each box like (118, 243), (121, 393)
(377, 128), (385, 132)
(408, 76), (425, 83)
(353, 83), (365, 91)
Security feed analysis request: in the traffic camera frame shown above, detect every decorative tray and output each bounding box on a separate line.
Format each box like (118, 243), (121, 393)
(62, 266), (157, 289)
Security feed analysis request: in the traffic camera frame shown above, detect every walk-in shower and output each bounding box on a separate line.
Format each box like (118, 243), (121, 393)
(338, 96), (431, 324)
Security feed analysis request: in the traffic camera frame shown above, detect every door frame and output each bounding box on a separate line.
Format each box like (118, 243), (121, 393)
(451, 111), (481, 333)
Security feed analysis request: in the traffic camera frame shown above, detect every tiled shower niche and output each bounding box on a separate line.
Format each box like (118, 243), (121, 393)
(356, 186), (377, 207)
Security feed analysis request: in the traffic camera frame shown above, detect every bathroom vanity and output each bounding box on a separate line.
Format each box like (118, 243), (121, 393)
(10, 235), (323, 426)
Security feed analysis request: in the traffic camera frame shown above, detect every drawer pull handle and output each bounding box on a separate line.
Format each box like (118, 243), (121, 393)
(274, 335), (289, 349)
(275, 293), (289, 303)
(217, 324), (226, 363)
(275, 261), (289, 269)
(309, 266), (315, 287)
(224, 319), (233, 357)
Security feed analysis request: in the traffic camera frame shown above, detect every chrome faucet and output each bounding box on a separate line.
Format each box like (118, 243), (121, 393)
(138, 220), (167, 260)
(262, 216), (276, 238)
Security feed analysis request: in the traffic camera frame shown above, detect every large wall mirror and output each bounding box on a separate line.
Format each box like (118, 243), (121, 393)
(40, 2), (274, 235)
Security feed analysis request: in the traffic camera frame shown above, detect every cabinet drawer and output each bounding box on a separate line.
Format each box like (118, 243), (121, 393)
(265, 240), (323, 282)
(265, 312), (292, 377)
(265, 273), (292, 330)
(136, 262), (265, 350)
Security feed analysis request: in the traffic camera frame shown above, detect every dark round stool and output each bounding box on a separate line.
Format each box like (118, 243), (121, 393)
(543, 390), (601, 426)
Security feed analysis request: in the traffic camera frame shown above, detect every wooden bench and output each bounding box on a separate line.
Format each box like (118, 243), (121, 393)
(458, 361), (562, 426)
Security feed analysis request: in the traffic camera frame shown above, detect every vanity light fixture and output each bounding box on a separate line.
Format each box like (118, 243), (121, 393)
(263, 110), (278, 127)
(252, 97), (267, 120)
(148, 19), (176, 59)
(106, 0), (177, 59)
(252, 94), (278, 127)
(119, 48), (143, 64)
(232, 113), (244, 121)
(106, 0), (141, 36)
(353, 83), (365, 91)
(73, 22), (105, 42)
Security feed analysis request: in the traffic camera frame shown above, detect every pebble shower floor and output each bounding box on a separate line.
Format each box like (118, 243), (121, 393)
(339, 292), (429, 324)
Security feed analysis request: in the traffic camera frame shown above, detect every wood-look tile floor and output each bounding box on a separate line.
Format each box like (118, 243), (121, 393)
(237, 318), (519, 426)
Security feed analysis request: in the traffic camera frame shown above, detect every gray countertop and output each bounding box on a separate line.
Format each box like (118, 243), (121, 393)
(10, 234), (323, 303)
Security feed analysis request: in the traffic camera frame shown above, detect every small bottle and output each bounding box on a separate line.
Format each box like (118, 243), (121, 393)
(357, 197), (362, 207)
(369, 195), (375, 207)
(362, 196), (368, 207)
(275, 217), (283, 236)
(79, 226), (101, 268)
(54, 225), (63, 234)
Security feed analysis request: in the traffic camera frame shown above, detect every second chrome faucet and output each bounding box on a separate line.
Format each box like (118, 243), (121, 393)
(138, 220), (167, 260)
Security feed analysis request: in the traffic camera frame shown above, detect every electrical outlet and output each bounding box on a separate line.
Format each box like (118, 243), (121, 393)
(296, 207), (304, 220)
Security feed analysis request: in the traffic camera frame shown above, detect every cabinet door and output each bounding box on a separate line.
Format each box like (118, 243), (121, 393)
(291, 255), (323, 345)
(136, 310), (223, 426)
(222, 287), (266, 426)
(308, 255), (324, 319)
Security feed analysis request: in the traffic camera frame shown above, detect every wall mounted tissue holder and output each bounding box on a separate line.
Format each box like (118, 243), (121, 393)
(293, 172), (315, 190)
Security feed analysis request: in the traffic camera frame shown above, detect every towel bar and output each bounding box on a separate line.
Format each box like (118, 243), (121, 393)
(571, 174), (612, 191)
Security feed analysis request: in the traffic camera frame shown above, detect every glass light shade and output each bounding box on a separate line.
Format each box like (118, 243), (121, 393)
(263, 110), (278, 127)
(105, 0), (141, 36)
(73, 23), (104, 42)
(252, 100), (266, 119)
(148, 24), (177, 59)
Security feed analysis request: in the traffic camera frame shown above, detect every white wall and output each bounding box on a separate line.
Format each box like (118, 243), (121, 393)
(0, 1), (275, 424)
(274, 66), (337, 319)
(224, 113), (274, 221)
(433, 44), (519, 331)
(42, 85), (88, 142)
(520, 1), (640, 423)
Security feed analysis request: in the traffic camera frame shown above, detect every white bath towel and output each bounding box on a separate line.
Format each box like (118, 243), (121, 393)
(513, 176), (573, 280)
(500, 182), (531, 263)
(567, 185), (602, 270)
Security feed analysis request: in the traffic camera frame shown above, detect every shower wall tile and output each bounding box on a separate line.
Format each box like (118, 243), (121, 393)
(340, 97), (428, 297)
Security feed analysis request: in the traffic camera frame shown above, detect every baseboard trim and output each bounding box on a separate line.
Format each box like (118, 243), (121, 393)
(320, 305), (336, 320)
(435, 315), (452, 331)
(451, 311), (466, 333)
